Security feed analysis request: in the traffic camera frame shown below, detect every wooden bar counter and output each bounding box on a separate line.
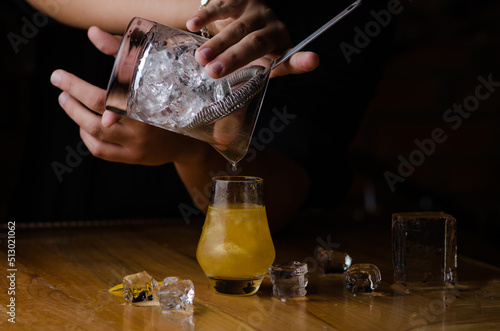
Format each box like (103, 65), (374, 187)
(1, 216), (499, 330)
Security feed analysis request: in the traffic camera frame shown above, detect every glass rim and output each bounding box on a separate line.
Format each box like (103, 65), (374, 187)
(104, 17), (155, 115)
(212, 176), (263, 183)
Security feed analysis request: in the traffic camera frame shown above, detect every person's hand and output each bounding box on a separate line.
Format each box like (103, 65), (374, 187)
(186, 0), (319, 79)
(51, 25), (317, 166)
(50, 27), (208, 166)
(269, 51), (319, 78)
(51, 68), (208, 165)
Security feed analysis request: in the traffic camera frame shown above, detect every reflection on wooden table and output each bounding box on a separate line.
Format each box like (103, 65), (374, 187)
(1, 216), (499, 330)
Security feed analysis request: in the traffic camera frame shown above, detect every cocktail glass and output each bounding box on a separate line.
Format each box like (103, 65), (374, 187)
(196, 176), (275, 295)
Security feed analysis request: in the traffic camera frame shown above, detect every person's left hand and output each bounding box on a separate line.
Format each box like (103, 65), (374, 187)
(52, 68), (210, 165)
(50, 27), (209, 166)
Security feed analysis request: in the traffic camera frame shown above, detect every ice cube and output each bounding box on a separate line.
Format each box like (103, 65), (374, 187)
(268, 261), (308, 302)
(314, 246), (352, 273)
(158, 277), (195, 314)
(392, 212), (457, 290)
(122, 271), (159, 303)
(145, 48), (172, 74)
(176, 50), (204, 87)
(344, 264), (381, 295)
(213, 79), (231, 102)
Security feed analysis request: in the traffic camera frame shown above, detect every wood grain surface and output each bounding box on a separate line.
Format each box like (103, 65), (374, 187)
(1, 217), (499, 330)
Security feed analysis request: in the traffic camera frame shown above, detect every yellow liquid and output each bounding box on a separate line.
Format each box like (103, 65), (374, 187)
(196, 204), (275, 294)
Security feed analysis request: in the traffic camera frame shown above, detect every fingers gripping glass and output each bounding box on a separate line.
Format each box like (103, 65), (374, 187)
(187, 0), (362, 130)
(104, 1), (361, 166)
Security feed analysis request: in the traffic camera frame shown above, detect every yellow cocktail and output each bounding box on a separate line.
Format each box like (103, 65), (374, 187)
(196, 177), (275, 295)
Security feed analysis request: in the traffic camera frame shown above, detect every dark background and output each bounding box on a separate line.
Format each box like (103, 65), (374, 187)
(337, 0), (500, 267)
(2, 1), (500, 266)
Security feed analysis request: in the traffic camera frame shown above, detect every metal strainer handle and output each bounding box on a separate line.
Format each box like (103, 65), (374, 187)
(267, 0), (362, 73)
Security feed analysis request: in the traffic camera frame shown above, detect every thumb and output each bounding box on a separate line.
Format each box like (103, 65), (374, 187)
(102, 110), (122, 128)
(271, 51), (320, 78)
(88, 26), (122, 57)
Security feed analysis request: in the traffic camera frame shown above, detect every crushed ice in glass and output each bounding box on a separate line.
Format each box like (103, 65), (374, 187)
(314, 246), (352, 273)
(129, 33), (231, 130)
(122, 271), (159, 303)
(344, 264), (381, 295)
(158, 277), (195, 314)
(268, 261), (308, 302)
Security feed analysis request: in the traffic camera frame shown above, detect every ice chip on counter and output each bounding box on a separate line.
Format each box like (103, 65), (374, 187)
(268, 261), (308, 302)
(314, 246), (352, 273)
(344, 264), (381, 295)
(122, 271), (159, 303)
(158, 277), (195, 314)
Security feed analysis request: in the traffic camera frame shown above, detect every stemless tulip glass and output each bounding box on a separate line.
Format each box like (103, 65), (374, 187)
(196, 176), (275, 295)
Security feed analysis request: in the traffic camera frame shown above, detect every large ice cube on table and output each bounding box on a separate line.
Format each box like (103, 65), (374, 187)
(122, 271), (159, 303)
(268, 261), (308, 302)
(158, 277), (195, 314)
(344, 264), (381, 295)
(392, 212), (457, 291)
(314, 246), (352, 274)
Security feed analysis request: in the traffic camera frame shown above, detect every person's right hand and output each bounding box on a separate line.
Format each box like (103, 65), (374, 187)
(186, 0), (319, 79)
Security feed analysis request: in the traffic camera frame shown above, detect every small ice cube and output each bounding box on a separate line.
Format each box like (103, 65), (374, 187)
(314, 246), (352, 273)
(122, 271), (159, 303)
(176, 50), (205, 87)
(158, 277), (195, 314)
(213, 79), (231, 101)
(344, 264), (381, 295)
(268, 261), (308, 301)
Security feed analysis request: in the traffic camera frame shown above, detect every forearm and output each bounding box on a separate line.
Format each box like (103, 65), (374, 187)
(174, 148), (311, 232)
(26, 0), (199, 33)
